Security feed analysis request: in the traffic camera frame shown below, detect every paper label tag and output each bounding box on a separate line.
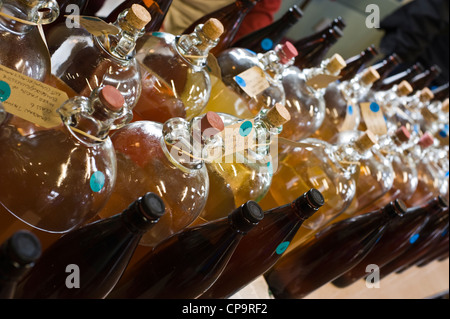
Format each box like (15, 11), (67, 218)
(306, 74), (341, 90)
(75, 16), (120, 37)
(0, 65), (69, 128)
(234, 66), (270, 98)
(206, 53), (222, 80)
(360, 102), (388, 136)
(339, 105), (358, 132)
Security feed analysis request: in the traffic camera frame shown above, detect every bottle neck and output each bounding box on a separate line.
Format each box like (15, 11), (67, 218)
(121, 198), (162, 234)
(0, 1), (36, 34)
(258, 48), (294, 80)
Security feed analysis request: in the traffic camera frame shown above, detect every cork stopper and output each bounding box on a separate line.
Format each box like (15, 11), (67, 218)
(419, 88), (435, 102)
(361, 67), (381, 86)
(418, 132), (435, 148)
(326, 54), (347, 74)
(99, 85), (125, 111)
(202, 18), (224, 41)
(200, 111), (225, 137)
(397, 81), (414, 96)
(355, 130), (378, 151)
(265, 103), (291, 127)
(279, 41), (298, 65)
(394, 126), (411, 143)
(126, 4), (152, 30)
(442, 98), (449, 113)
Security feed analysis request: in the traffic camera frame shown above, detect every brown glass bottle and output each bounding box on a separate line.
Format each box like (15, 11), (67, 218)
(107, 201), (264, 299)
(409, 65), (442, 92)
(432, 82), (449, 102)
(292, 16), (345, 50)
(415, 226), (449, 267)
(105, 0), (173, 32)
(182, 0), (262, 56)
(339, 45), (379, 82)
(14, 193), (166, 299)
(332, 196), (448, 288)
(378, 205), (449, 280)
(200, 189), (325, 299)
(374, 62), (424, 91)
(264, 200), (406, 299)
(231, 5), (303, 53)
(0, 231), (41, 299)
(370, 53), (402, 87)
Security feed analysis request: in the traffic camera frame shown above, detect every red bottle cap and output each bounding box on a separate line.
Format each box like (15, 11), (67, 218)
(280, 42), (298, 64)
(418, 132), (434, 148)
(200, 111), (225, 136)
(395, 126), (411, 142)
(99, 85), (125, 111)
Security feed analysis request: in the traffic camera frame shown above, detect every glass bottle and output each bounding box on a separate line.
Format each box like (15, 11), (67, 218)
(107, 201), (264, 299)
(312, 67), (381, 142)
(0, 85), (122, 245)
(415, 224), (449, 268)
(293, 25), (344, 70)
(202, 42), (297, 119)
(409, 65), (442, 92)
(132, 18), (224, 123)
(332, 196), (448, 288)
(198, 103), (291, 224)
(259, 131), (379, 249)
(200, 189), (325, 299)
(105, 0), (172, 33)
(14, 193), (166, 299)
(0, 231), (41, 299)
(182, 0), (262, 57)
(339, 45), (379, 82)
(97, 112), (225, 248)
(231, 4), (303, 53)
(264, 199), (406, 299)
(46, 4), (151, 127)
(43, 0), (89, 33)
(374, 62), (424, 92)
(431, 82), (449, 103)
(370, 53), (402, 89)
(0, 0), (59, 81)
(278, 54), (347, 155)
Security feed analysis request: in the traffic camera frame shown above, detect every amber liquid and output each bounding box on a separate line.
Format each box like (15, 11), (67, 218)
(406, 161), (441, 207)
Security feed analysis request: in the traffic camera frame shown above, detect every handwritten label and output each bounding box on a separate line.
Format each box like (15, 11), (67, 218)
(0, 65), (69, 128)
(360, 102), (388, 136)
(234, 66), (270, 98)
(76, 16), (120, 37)
(306, 74), (341, 90)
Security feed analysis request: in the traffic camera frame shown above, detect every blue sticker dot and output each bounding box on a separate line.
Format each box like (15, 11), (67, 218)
(245, 49), (257, 56)
(439, 130), (448, 138)
(370, 102), (380, 113)
(348, 105), (353, 115)
(239, 121), (253, 137)
(446, 171), (449, 178)
(409, 234), (420, 244)
(0, 81), (11, 102)
(261, 38), (274, 51)
(235, 76), (247, 88)
(90, 171), (105, 193)
(276, 241), (290, 255)
(414, 125), (420, 133)
(152, 32), (165, 37)
(267, 162), (273, 177)
(442, 229), (448, 237)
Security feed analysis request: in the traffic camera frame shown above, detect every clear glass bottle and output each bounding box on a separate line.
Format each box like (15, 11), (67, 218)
(259, 131), (379, 249)
(132, 18), (224, 123)
(46, 4), (151, 128)
(107, 201), (264, 299)
(0, 85), (122, 244)
(202, 42), (297, 119)
(97, 112), (225, 248)
(14, 193), (166, 299)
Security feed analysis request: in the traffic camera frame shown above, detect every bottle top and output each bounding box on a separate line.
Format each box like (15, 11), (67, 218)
(279, 42), (298, 64)
(326, 54), (347, 74)
(360, 67), (381, 85)
(242, 201), (265, 224)
(355, 130), (378, 151)
(200, 111), (225, 136)
(265, 103), (291, 127)
(304, 188), (325, 209)
(126, 4), (152, 30)
(397, 81), (414, 96)
(442, 98), (449, 113)
(202, 18), (225, 42)
(394, 126), (411, 143)
(418, 132), (435, 149)
(385, 199), (407, 218)
(99, 85), (125, 111)
(419, 88), (435, 102)
(5, 230), (41, 266)
(140, 193), (166, 219)
(230, 201), (265, 233)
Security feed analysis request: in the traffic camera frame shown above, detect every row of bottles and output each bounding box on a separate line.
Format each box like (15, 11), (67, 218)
(1, 0), (448, 299)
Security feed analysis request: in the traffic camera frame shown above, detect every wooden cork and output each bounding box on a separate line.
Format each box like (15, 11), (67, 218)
(419, 88), (435, 102)
(126, 4), (152, 30)
(397, 81), (414, 96)
(202, 18), (224, 41)
(326, 54), (347, 74)
(442, 98), (449, 113)
(265, 103), (291, 127)
(99, 85), (125, 111)
(355, 130), (378, 151)
(361, 67), (381, 86)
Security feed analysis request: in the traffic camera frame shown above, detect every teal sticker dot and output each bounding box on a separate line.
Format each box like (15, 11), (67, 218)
(239, 121), (253, 137)
(82, 16), (102, 21)
(442, 229), (448, 237)
(370, 102), (380, 113)
(261, 38), (274, 51)
(90, 171), (105, 193)
(276, 241), (290, 255)
(267, 162), (273, 177)
(409, 234), (420, 244)
(152, 32), (165, 37)
(235, 76), (247, 88)
(0, 81), (11, 102)
(348, 105), (353, 115)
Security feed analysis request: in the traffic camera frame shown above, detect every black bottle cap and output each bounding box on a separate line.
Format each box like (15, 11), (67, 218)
(389, 199), (408, 218)
(305, 189), (325, 209)
(141, 193), (166, 219)
(438, 196), (449, 209)
(242, 201), (265, 224)
(7, 230), (41, 265)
